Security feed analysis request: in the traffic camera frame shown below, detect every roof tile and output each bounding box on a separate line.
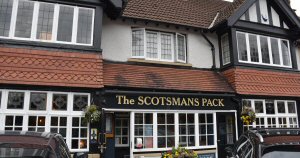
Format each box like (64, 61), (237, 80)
(104, 62), (234, 93)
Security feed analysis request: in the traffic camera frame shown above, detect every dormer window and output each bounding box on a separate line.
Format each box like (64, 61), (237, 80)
(237, 32), (292, 68)
(132, 28), (187, 63)
(0, 0), (94, 46)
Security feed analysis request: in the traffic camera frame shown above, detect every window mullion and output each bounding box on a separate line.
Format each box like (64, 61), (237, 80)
(268, 37), (273, 65)
(31, 2), (39, 40)
(195, 113), (199, 147)
(171, 34), (175, 62)
(10, 0), (19, 38)
(52, 4), (59, 42)
(153, 112), (158, 149)
(278, 39), (283, 66)
(174, 113), (179, 148)
(71, 7), (79, 44)
(245, 33), (251, 62)
(257, 35), (262, 63)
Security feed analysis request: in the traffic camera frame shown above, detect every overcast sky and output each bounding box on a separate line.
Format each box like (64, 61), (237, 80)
(290, 0), (300, 16)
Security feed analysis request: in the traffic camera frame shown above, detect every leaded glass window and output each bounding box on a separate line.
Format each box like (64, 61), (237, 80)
(73, 95), (88, 111)
(15, 0), (34, 38)
(7, 92), (24, 109)
(237, 32), (248, 61)
(57, 6), (74, 42)
(0, 0), (13, 37)
(146, 31), (158, 59)
(30, 92), (47, 110)
(36, 3), (54, 40)
(77, 8), (93, 44)
(52, 94), (68, 110)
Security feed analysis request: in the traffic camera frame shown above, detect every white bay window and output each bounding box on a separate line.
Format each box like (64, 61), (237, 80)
(243, 99), (298, 129)
(132, 29), (186, 63)
(237, 32), (292, 67)
(0, 89), (90, 152)
(0, 0), (94, 45)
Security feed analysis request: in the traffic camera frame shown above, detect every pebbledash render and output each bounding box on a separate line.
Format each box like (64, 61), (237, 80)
(0, 0), (300, 158)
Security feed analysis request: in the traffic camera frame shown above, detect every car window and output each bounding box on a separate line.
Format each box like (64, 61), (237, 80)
(236, 135), (253, 158)
(262, 145), (300, 158)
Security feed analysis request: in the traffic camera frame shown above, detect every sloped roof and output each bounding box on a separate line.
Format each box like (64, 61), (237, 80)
(104, 62), (234, 93)
(223, 68), (300, 97)
(0, 47), (103, 88)
(122, 0), (234, 29)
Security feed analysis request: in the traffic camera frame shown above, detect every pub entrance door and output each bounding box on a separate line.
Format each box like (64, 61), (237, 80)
(217, 112), (237, 158)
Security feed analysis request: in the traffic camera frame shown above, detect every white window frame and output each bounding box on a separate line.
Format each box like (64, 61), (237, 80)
(236, 31), (292, 68)
(115, 118), (130, 147)
(1, 0), (95, 46)
(131, 28), (186, 63)
(221, 33), (231, 65)
(0, 89), (90, 152)
(131, 111), (217, 152)
(243, 99), (298, 129)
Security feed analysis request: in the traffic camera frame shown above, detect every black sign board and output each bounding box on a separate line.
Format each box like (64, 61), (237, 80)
(103, 91), (236, 110)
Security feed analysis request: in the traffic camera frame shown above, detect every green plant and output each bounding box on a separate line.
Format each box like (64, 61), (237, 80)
(161, 146), (197, 158)
(83, 105), (101, 124)
(241, 106), (256, 125)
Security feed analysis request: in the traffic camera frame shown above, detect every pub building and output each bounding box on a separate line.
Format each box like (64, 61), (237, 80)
(99, 0), (300, 157)
(0, 0), (300, 157)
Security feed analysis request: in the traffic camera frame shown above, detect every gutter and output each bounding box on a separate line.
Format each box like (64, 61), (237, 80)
(200, 31), (216, 70)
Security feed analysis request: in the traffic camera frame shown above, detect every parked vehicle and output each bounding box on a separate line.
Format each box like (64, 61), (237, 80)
(0, 131), (71, 158)
(226, 128), (300, 158)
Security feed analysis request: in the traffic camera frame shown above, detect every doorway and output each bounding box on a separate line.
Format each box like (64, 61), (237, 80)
(114, 113), (130, 158)
(217, 112), (237, 158)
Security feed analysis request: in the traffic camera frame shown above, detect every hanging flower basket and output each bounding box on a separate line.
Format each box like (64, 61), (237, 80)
(83, 105), (101, 124)
(161, 146), (197, 158)
(241, 106), (256, 125)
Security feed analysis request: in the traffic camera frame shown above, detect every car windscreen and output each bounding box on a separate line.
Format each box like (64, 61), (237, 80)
(262, 145), (300, 158)
(0, 147), (54, 158)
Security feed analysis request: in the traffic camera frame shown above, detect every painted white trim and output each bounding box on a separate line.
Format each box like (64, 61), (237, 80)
(237, 31), (293, 68)
(0, 89), (91, 152)
(0, 0), (94, 46)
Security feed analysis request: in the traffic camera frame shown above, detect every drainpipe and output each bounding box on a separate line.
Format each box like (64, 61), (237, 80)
(201, 31), (216, 69)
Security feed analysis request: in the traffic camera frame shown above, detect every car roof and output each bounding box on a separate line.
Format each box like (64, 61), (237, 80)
(247, 128), (300, 145)
(0, 131), (61, 149)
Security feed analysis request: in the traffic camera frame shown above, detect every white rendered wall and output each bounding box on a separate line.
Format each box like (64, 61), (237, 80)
(249, 3), (258, 22)
(101, 15), (220, 69)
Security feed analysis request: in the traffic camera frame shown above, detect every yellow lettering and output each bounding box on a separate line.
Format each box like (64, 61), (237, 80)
(166, 97), (172, 106)
(219, 99), (225, 106)
(213, 99), (219, 106)
(144, 96), (151, 105)
(116, 95), (123, 104)
(172, 97), (181, 106)
(187, 98), (194, 106)
(202, 98), (207, 106)
(151, 97), (160, 106)
(160, 97), (166, 105)
(138, 96), (144, 105)
(194, 98), (200, 106)
(181, 98), (188, 106)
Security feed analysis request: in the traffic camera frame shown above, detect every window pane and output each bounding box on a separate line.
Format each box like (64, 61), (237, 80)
(73, 95), (88, 111)
(237, 33), (247, 61)
(177, 34), (186, 62)
(248, 34), (259, 62)
(30, 92), (47, 110)
(0, 0), (13, 37)
(36, 3), (54, 40)
(52, 94), (68, 110)
(57, 6), (74, 42)
(288, 102), (296, 113)
(132, 29), (144, 57)
(221, 34), (230, 64)
(77, 8), (93, 44)
(15, 0), (34, 38)
(161, 34), (172, 60)
(7, 92), (24, 109)
(260, 36), (270, 64)
(281, 40), (291, 66)
(266, 100), (275, 114)
(277, 101), (285, 113)
(271, 38), (280, 65)
(255, 101), (263, 113)
(146, 31), (158, 59)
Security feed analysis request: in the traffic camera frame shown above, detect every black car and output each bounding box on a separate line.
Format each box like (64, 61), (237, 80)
(0, 131), (71, 158)
(226, 128), (300, 158)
